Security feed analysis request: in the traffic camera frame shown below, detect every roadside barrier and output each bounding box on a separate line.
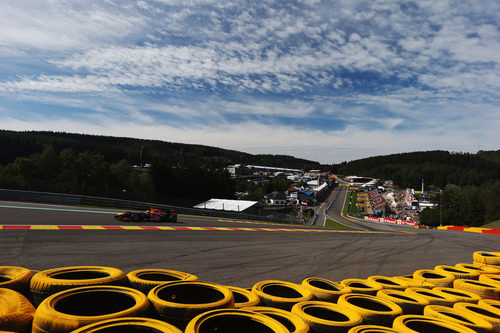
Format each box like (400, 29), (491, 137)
(2, 250), (500, 332)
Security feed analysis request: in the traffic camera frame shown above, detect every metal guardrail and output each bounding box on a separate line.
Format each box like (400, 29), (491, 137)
(0, 188), (301, 224)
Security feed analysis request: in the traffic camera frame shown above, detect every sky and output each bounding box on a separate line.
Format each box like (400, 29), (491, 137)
(0, 0), (499, 164)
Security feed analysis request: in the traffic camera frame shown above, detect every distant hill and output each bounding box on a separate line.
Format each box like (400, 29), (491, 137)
(331, 150), (500, 189)
(0, 130), (320, 171)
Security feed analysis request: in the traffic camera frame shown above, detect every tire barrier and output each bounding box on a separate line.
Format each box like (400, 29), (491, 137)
(127, 269), (198, 294)
(337, 293), (402, 326)
(251, 280), (313, 310)
(244, 306), (309, 333)
(392, 276), (435, 289)
(423, 304), (495, 332)
(301, 277), (352, 302)
(473, 251), (500, 266)
(30, 266), (128, 306)
(453, 279), (500, 300)
(376, 289), (429, 315)
(478, 299), (500, 314)
(347, 325), (399, 332)
(392, 314), (478, 333)
(71, 317), (183, 333)
(184, 308), (290, 333)
(366, 276), (408, 291)
(455, 263), (500, 275)
(32, 285), (150, 333)
(0, 267), (33, 296)
(405, 287), (456, 306)
(226, 286), (260, 308)
(412, 269), (455, 287)
(435, 265), (481, 280)
(147, 281), (234, 329)
(4, 251), (500, 332)
(454, 302), (500, 332)
(291, 300), (363, 332)
(340, 279), (382, 296)
(0, 288), (35, 333)
(432, 287), (482, 304)
(480, 274), (500, 287)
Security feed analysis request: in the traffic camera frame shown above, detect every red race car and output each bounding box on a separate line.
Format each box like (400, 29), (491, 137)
(114, 208), (178, 222)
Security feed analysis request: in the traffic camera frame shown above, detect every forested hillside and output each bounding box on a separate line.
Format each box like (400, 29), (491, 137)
(331, 150), (500, 189)
(0, 130), (319, 206)
(331, 150), (500, 227)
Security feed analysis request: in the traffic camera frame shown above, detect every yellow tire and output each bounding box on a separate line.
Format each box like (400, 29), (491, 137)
(226, 286), (260, 308)
(347, 325), (399, 332)
(0, 267), (33, 296)
(413, 269), (455, 287)
(435, 265), (481, 280)
(424, 304), (494, 332)
(376, 289), (429, 315)
(480, 274), (500, 287)
(337, 293), (402, 326)
(301, 277), (352, 302)
(127, 269), (198, 294)
(148, 281), (234, 329)
(32, 285), (150, 333)
(340, 279), (383, 295)
(405, 287), (456, 306)
(392, 276), (434, 289)
(71, 317), (183, 333)
(393, 314), (478, 333)
(252, 280), (313, 310)
(30, 266), (127, 306)
(478, 299), (500, 314)
(291, 300), (363, 332)
(456, 263), (500, 275)
(367, 276), (408, 290)
(0, 288), (35, 333)
(474, 252), (500, 266)
(184, 308), (289, 333)
(432, 287), (481, 304)
(454, 302), (500, 332)
(244, 306), (309, 333)
(454, 279), (500, 300)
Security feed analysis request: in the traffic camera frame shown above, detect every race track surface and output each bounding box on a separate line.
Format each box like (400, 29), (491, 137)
(1, 200), (498, 287)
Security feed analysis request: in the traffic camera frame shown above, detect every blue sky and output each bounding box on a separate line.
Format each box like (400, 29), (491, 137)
(0, 0), (499, 163)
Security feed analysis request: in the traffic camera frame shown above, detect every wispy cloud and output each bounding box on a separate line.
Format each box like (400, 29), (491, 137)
(0, 0), (499, 162)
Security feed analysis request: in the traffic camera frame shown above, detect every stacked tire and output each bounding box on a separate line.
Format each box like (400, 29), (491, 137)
(1, 250), (500, 332)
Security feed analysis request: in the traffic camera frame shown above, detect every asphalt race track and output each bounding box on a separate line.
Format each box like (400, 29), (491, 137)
(1, 200), (498, 287)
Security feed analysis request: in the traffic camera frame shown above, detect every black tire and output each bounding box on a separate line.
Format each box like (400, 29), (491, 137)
(30, 266), (128, 306)
(0, 288), (35, 333)
(147, 281), (234, 329)
(127, 269), (198, 294)
(71, 317), (183, 333)
(32, 285), (150, 333)
(132, 213), (142, 222)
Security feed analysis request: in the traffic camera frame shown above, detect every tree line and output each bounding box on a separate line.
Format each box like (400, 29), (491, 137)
(0, 145), (236, 206)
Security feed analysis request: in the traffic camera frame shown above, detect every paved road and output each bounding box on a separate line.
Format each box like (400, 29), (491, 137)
(1, 200), (498, 288)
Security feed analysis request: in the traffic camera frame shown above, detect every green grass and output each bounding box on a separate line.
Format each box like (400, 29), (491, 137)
(342, 190), (363, 216)
(325, 219), (360, 230)
(481, 220), (500, 229)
